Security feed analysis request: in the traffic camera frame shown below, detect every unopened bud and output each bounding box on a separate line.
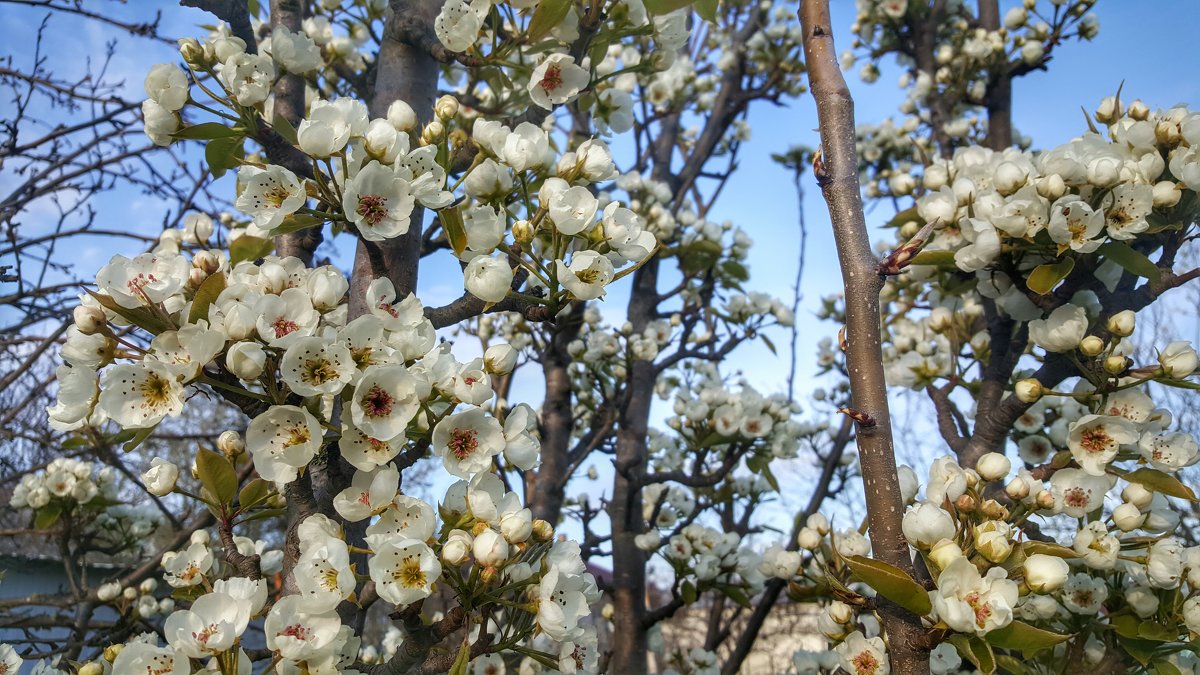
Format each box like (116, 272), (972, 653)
(387, 101), (417, 132)
(532, 519), (554, 542)
(78, 663), (103, 675)
(511, 219), (534, 245)
(434, 95), (460, 120)
(1153, 181), (1182, 209)
(1005, 477), (1030, 501)
(1015, 378), (1043, 403)
(1095, 96), (1121, 125)
(955, 494), (977, 513)
(74, 305), (108, 335)
(976, 453), (1011, 482)
(1035, 490), (1056, 510)
(1112, 502), (1146, 532)
(1079, 335), (1105, 357)
(104, 645), (124, 662)
(980, 499), (1009, 521)
(1035, 174), (1066, 200)
(218, 430), (244, 456)
(479, 566), (499, 585)
(1128, 99), (1150, 121)
(193, 250), (220, 275)
(1104, 355), (1130, 376)
(178, 38), (206, 66)
(928, 538), (963, 570)
(1155, 119), (1181, 147)
(1122, 482), (1153, 509)
(1107, 310), (1136, 337)
(188, 267), (208, 289)
(421, 120), (445, 144)
(965, 469), (980, 489)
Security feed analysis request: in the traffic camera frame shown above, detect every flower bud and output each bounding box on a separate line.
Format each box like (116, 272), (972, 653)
(964, 469), (980, 489)
(1035, 490), (1056, 510)
(189, 267), (208, 289)
(1155, 119), (1181, 146)
(141, 457), (179, 497)
(193, 250), (220, 275)
(218, 430), (245, 456)
(1152, 180), (1182, 208)
(994, 161), (1027, 195)
(1112, 502), (1147, 531)
(601, 603), (614, 620)
(421, 120), (445, 144)
(980, 499), (1009, 521)
(928, 538), (963, 570)
(387, 100), (417, 131)
(1095, 96), (1121, 125)
(122, 587), (138, 600)
(511, 219), (534, 245)
(807, 513), (831, 535)
(442, 529), (473, 565)
(1036, 174), (1066, 200)
(473, 529), (510, 566)
(226, 341), (266, 380)
(827, 600), (853, 624)
(104, 645), (124, 662)
(73, 305), (108, 335)
(97, 581), (122, 602)
(1122, 482), (1153, 509)
(434, 95), (459, 120)
(484, 344), (518, 375)
(500, 509), (533, 543)
(1106, 310), (1136, 338)
(1023, 553), (1069, 593)
(1005, 477), (1030, 501)
(976, 452), (1011, 482)
(1104, 354), (1130, 375)
(796, 527), (822, 550)
(532, 519), (554, 542)
(1159, 341), (1198, 378)
(954, 494), (977, 513)
(139, 579), (158, 594)
(79, 663), (103, 675)
(1128, 99), (1150, 121)
(928, 307), (953, 333)
(902, 501), (956, 549)
(178, 38), (206, 66)
(1015, 378), (1043, 403)
(974, 521), (1013, 563)
(1079, 335), (1105, 357)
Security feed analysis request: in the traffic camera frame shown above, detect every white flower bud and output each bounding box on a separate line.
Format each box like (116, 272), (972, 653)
(796, 527), (822, 550)
(442, 530), (473, 565)
(1104, 354), (1130, 375)
(141, 457), (179, 497)
(434, 95), (459, 120)
(1035, 174), (1066, 200)
(472, 528), (510, 566)
(994, 161), (1027, 195)
(73, 305), (108, 335)
(973, 520), (1013, 563)
(928, 307), (953, 333)
(1152, 180), (1182, 208)
(1005, 476), (1030, 500)
(1106, 310), (1135, 338)
(1015, 378), (1043, 403)
(928, 538), (963, 570)
(500, 509), (533, 543)
(976, 452), (1011, 482)
(1159, 341), (1199, 378)
(1112, 502), (1147, 532)
(387, 100), (417, 131)
(218, 430), (245, 456)
(1079, 335), (1105, 357)
(1122, 482), (1153, 509)
(97, 581), (122, 602)
(484, 344), (518, 375)
(1095, 96), (1122, 125)
(226, 341), (267, 380)
(122, 587), (138, 600)
(1023, 553), (1069, 593)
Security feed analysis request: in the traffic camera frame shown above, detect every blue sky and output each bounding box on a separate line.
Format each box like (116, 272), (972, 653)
(3, 0), (1199, 546)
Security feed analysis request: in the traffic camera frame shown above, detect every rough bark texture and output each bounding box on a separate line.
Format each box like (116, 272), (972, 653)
(798, 1), (930, 673)
(978, 0), (1013, 151)
(270, 0), (320, 264)
(527, 306), (585, 525)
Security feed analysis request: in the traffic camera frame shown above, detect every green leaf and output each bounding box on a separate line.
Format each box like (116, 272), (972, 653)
(911, 250), (957, 267)
(678, 239), (723, 273)
(196, 448), (238, 506)
(721, 585), (752, 609)
(643, 0), (694, 15)
(1027, 257), (1075, 295)
(1124, 467), (1198, 501)
(949, 634), (996, 675)
(759, 333), (777, 355)
(188, 272), (227, 325)
(87, 290), (172, 334)
(1138, 620), (1179, 643)
(1154, 659), (1184, 675)
(238, 478), (270, 509)
(843, 555), (932, 617)
(681, 579), (698, 604)
(271, 213), (326, 237)
(526, 0), (572, 42)
(693, 0), (717, 22)
(1097, 241), (1160, 281)
(985, 621), (1071, 655)
(447, 640), (471, 675)
(1017, 541), (1079, 559)
(122, 425), (157, 452)
(994, 655), (1031, 675)
(271, 109), (299, 146)
(173, 122), (242, 141)
(1117, 635), (1157, 665)
(230, 236), (275, 265)
(34, 502), (63, 530)
(439, 205), (469, 257)
(205, 136), (245, 179)
(886, 205), (921, 230)
(238, 508), (287, 523)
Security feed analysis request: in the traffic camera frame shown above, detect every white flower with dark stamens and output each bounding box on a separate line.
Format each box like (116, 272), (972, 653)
(434, 0), (486, 52)
(351, 365), (420, 442)
(556, 251), (614, 300)
(163, 541), (213, 587)
(1060, 573), (1108, 615)
(111, 643), (187, 675)
(834, 631), (889, 675)
(281, 336), (355, 397)
(98, 361), (185, 429)
(396, 145), (453, 209)
(264, 595), (342, 661)
(148, 321), (225, 381)
(364, 278), (426, 331)
(1048, 196), (1104, 253)
(218, 52), (275, 105)
(930, 557), (1018, 636)
(255, 287), (319, 348)
(96, 252), (190, 308)
(235, 165), (306, 230)
(338, 315), (397, 380)
(365, 495), (436, 550)
(343, 161), (416, 241)
(528, 53), (590, 110)
(1072, 522), (1120, 570)
(453, 360), (492, 405)
(339, 418), (404, 472)
(1067, 414), (1138, 476)
(603, 202), (657, 263)
(164, 591), (251, 658)
(246, 405), (324, 484)
(0, 644), (22, 675)
(295, 535), (355, 611)
(1103, 183), (1153, 240)
(538, 566), (591, 641)
(333, 465), (399, 522)
(1103, 388), (1155, 423)
(432, 407), (505, 478)
(1050, 468), (1113, 518)
(1139, 431), (1199, 472)
(369, 538), (441, 606)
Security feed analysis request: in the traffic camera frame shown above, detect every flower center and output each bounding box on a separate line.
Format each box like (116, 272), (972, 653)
(304, 357), (339, 385)
(321, 567), (341, 591)
(965, 591), (992, 628)
(140, 372), (173, 407)
(284, 423), (311, 448)
(574, 268), (600, 284)
(1064, 486), (1090, 508)
(273, 317), (299, 338)
(357, 194), (389, 226)
(1080, 427), (1112, 454)
(280, 623), (313, 641)
(192, 623), (220, 646)
(394, 557), (426, 589)
(264, 185), (292, 209)
(539, 65), (563, 93)
(447, 428), (479, 460)
(361, 385), (394, 418)
(850, 650), (880, 675)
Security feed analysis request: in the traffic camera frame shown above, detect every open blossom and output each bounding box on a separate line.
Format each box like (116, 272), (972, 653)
(246, 405), (324, 484)
(528, 54), (590, 110)
(365, 495), (436, 549)
(1061, 573), (1108, 614)
(434, 0), (486, 52)
(264, 595), (343, 661)
(295, 536), (356, 610)
(333, 465), (399, 521)
(98, 361), (185, 429)
(1051, 468), (1113, 518)
(834, 631), (889, 675)
(269, 25), (323, 73)
(281, 337), (356, 396)
(96, 252), (189, 308)
(538, 566), (592, 642)
(543, 178), (599, 236)
(164, 591), (251, 658)
(351, 365), (421, 442)
(235, 165), (306, 230)
(1029, 304), (1088, 353)
(603, 203), (657, 262)
(339, 419), (404, 471)
(1103, 183), (1153, 239)
(557, 251), (614, 300)
(1067, 414), (1139, 476)
(1139, 430), (1199, 471)
(1048, 196), (1105, 253)
(930, 557), (1018, 636)
(112, 643), (187, 675)
(432, 407), (505, 478)
(255, 288), (320, 347)
(502, 122), (550, 172)
(369, 538), (441, 606)
(219, 52), (275, 106)
(901, 501), (955, 549)
(342, 162), (416, 240)
(1073, 522), (1119, 569)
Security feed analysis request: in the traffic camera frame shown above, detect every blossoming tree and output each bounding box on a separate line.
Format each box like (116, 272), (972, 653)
(4, 0), (1200, 674)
